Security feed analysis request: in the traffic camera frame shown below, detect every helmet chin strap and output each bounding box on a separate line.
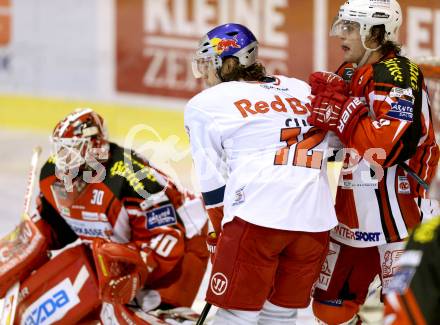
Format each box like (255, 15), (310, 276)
(358, 36), (381, 67)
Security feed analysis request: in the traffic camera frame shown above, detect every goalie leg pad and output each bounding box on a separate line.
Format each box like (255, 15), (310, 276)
(15, 244), (100, 325)
(0, 219), (49, 298)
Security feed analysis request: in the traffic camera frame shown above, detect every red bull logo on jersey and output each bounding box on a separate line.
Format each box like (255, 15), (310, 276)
(234, 95), (309, 118)
(211, 36), (241, 55)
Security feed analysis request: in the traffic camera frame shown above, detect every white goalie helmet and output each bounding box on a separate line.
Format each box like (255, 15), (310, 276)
(331, 0), (402, 42)
(51, 108), (109, 174)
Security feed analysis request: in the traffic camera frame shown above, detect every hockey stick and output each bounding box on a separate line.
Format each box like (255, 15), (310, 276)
(23, 146), (42, 219)
(0, 146), (42, 325)
(196, 302), (212, 325)
(399, 162), (429, 191)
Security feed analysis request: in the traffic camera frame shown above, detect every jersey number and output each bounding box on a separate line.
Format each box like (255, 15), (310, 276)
(274, 127), (325, 169)
(91, 190), (104, 205)
(151, 233), (179, 257)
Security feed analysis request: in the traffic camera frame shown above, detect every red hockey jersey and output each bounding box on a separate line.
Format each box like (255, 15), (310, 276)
(332, 52), (439, 247)
(35, 142), (208, 286)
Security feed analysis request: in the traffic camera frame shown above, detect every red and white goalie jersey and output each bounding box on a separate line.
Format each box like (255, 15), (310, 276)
(34, 142), (208, 305)
(184, 75), (337, 232)
(332, 53), (439, 247)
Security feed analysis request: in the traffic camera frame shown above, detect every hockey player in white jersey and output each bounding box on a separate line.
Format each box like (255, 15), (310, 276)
(184, 23), (338, 324)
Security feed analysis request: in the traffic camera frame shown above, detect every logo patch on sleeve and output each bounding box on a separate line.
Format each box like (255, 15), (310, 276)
(387, 99), (414, 121)
(389, 87), (414, 103)
(146, 204), (177, 229)
(232, 187), (245, 206)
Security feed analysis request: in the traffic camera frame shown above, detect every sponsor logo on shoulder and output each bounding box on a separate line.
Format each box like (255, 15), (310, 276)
(390, 87), (414, 103)
(146, 204), (177, 229)
(388, 99), (414, 122)
(388, 87), (415, 122)
(22, 278), (80, 325)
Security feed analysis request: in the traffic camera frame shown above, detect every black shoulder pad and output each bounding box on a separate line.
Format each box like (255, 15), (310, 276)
(374, 56), (423, 92)
(39, 157), (56, 181)
(104, 143), (163, 200)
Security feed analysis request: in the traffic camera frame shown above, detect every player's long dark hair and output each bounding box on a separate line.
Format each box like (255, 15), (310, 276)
(219, 57), (267, 82)
(370, 25), (402, 55)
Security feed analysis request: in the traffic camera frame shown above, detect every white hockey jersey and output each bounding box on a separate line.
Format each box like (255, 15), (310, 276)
(184, 76), (337, 232)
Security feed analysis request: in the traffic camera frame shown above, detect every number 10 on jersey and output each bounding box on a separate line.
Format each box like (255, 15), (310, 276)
(274, 127), (325, 169)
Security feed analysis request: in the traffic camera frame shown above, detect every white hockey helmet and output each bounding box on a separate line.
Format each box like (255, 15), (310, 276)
(331, 0), (402, 42)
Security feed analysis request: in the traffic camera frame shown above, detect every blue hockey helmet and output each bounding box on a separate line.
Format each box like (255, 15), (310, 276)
(192, 23), (259, 79)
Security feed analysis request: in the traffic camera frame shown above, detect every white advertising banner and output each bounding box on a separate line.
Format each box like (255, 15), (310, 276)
(0, 0), (438, 103)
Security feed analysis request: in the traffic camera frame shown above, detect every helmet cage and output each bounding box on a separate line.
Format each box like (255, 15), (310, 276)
(51, 108), (109, 175)
(51, 136), (90, 174)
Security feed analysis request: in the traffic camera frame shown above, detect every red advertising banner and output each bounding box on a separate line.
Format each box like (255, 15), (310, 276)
(116, 0), (440, 100)
(0, 0), (11, 46)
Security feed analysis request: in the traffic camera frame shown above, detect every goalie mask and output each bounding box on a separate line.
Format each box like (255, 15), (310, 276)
(51, 108), (109, 186)
(192, 23), (259, 80)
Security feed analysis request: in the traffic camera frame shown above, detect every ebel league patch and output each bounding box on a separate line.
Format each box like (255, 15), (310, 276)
(387, 99), (414, 121)
(146, 204), (177, 229)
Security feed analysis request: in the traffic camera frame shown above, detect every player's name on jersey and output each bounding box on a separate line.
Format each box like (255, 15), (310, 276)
(234, 95), (310, 118)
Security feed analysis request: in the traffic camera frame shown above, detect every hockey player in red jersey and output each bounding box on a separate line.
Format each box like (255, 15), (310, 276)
(307, 0), (439, 324)
(29, 108), (209, 319)
(185, 23), (338, 324)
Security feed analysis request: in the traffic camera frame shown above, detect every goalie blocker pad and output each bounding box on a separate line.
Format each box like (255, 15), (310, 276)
(14, 244), (100, 325)
(0, 219), (49, 298)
